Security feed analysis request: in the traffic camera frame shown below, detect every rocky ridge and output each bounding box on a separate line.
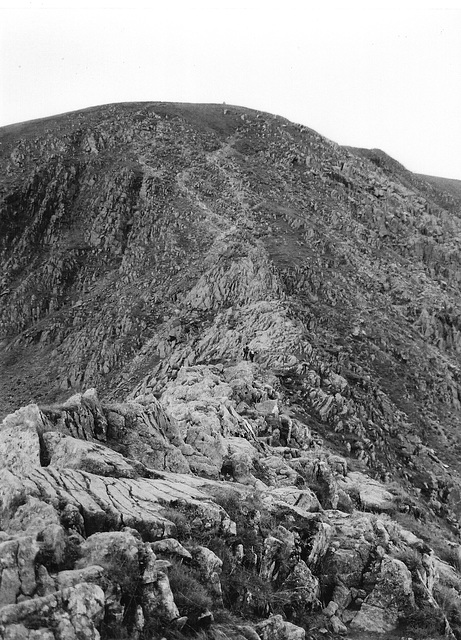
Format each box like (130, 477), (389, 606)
(1, 102), (461, 639)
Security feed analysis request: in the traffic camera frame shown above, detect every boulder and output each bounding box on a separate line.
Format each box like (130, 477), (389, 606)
(320, 512), (375, 589)
(103, 398), (190, 472)
(255, 399), (279, 416)
(255, 614), (305, 640)
(222, 437), (260, 484)
(330, 614), (347, 634)
(257, 456), (299, 487)
(268, 486), (321, 512)
(142, 570), (179, 623)
(0, 582), (104, 640)
(6, 496), (61, 535)
(0, 536), (40, 604)
(281, 560), (320, 612)
(0, 423), (41, 472)
(350, 555), (415, 633)
(306, 521), (332, 570)
(42, 432), (142, 478)
(44, 390), (108, 441)
(260, 536), (285, 582)
(152, 538), (192, 560)
(340, 472), (396, 513)
(190, 545), (223, 600)
(76, 530), (140, 592)
(55, 565), (105, 590)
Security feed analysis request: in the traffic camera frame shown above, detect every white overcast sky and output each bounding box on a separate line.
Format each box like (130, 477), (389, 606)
(1, 0), (460, 179)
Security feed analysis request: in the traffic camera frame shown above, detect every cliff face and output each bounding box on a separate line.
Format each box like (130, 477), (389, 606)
(1, 103), (461, 640)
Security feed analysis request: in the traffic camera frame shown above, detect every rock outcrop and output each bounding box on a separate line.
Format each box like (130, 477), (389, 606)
(1, 102), (461, 640)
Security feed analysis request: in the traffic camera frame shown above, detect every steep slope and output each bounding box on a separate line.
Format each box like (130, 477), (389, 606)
(1, 102), (461, 640)
(418, 174), (461, 202)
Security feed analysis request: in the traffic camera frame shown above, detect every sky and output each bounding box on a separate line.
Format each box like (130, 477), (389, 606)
(1, 0), (460, 179)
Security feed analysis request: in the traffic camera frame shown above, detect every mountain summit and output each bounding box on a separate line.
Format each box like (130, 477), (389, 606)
(1, 102), (461, 640)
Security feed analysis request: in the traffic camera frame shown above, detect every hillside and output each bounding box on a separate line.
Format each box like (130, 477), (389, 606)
(1, 102), (461, 640)
(418, 174), (461, 202)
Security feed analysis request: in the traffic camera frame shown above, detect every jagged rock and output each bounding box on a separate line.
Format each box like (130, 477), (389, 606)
(6, 496), (61, 535)
(0, 464), (232, 540)
(0, 536), (40, 604)
(42, 431), (143, 478)
(1, 404), (48, 437)
(336, 488), (354, 513)
(141, 544), (160, 584)
(339, 471), (396, 513)
(0, 421), (41, 473)
(76, 531), (140, 590)
(142, 551), (179, 625)
(0, 393), (190, 478)
(255, 614), (305, 640)
(257, 456), (299, 487)
(62, 389), (108, 440)
(190, 545), (223, 600)
(161, 365), (237, 476)
(420, 551), (437, 595)
(255, 399), (279, 416)
(306, 521), (332, 571)
(399, 527), (423, 547)
(260, 536), (285, 582)
(2, 102), (461, 640)
(61, 504), (85, 535)
(281, 560), (320, 613)
(40, 523), (68, 566)
(152, 538), (192, 559)
(320, 512), (378, 590)
(288, 456), (339, 508)
(330, 614), (347, 634)
(104, 397), (190, 472)
(144, 570), (179, 622)
(222, 436), (261, 485)
(237, 626), (261, 640)
(0, 582), (104, 639)
(331, 582), (352, 609)
(323, 600), (339, 617)
(350, 555), (415, 633)
(268, 486), (321, 512)
(55, 565), (105, 590)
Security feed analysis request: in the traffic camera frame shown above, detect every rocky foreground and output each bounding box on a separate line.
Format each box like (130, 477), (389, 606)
(1, 103), (461, 639)
(0, 376), (456, 640)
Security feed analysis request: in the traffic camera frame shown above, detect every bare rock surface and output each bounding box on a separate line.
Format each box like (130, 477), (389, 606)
(1, 102), (461, 640)
(338, 471), (396, 513)
(350, 556), (415, 633)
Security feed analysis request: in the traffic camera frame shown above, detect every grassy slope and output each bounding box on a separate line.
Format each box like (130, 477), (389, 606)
(419, 174), (461, 200)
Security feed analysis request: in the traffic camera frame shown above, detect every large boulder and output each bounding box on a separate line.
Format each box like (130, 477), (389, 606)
(350, 555), (415, 633)
(42, 431), (143, 478)
(0, 537), (40, 604)
(104, 396), (190, 472)
(281, 560), (321, 616)
(221, 436), (261, 484)
(320, 512), (376, 590)
(339, 471), (396, 513)
(0, 582), (104, 640)
(0, 422), (41, 472)
(76, 531), (140, 592)
(190, 545), (223, 601)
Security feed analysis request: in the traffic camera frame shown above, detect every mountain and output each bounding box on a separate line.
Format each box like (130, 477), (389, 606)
(1, 102), (461, 640)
